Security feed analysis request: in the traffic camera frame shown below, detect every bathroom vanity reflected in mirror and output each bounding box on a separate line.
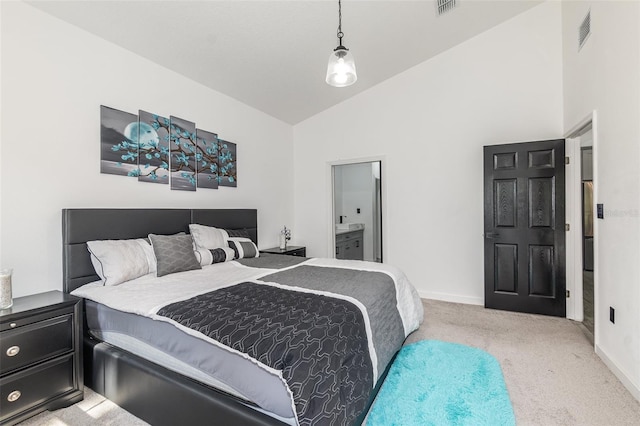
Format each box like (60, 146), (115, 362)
(332, 161), (382, 262)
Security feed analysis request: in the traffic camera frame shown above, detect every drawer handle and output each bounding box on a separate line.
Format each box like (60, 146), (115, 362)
(10, 323), (17, 328)
(7, 390), (21, 402)
(6, 346), (20, 357)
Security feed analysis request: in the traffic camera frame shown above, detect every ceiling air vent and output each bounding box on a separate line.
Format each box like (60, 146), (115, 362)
(578, 10), (591, 50)
(437, 0), (457, 16)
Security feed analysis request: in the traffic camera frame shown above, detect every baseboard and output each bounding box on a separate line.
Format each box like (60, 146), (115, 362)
(419, 291), (483, 306)
(595, 344), (640, 402)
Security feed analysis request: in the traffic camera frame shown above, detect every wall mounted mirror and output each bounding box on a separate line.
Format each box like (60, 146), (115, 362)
(332, 161), (382, 262)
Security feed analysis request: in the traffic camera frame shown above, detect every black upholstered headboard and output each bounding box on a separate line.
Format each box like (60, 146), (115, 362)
(62, 208), (258, 293)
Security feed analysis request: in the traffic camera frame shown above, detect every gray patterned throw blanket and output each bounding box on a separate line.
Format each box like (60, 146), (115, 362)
(157, 281), (373, 425)
(156, 256), (413, 425)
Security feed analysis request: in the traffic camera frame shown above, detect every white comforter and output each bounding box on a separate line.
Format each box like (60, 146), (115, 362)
(72, 258), (423, 335)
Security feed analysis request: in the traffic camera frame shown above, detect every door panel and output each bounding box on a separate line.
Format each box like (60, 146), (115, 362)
(484, 139), (566, 317)
(495, 180), (517, 227)
(495, 244), (518, 293)
(494, 152), (517, 169)
(529, 245), (555, 297)
(529, 177), (554, 227)
(528, 149), (555, 168)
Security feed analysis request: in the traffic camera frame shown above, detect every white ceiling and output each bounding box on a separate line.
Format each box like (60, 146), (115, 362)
(27, 0), (543, 124)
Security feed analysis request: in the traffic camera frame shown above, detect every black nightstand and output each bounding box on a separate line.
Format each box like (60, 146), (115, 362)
(261, 246), (306, 257)
(0, 291), (83, 425)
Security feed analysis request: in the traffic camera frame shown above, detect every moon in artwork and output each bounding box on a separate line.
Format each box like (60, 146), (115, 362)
(124, 121), (158, 145)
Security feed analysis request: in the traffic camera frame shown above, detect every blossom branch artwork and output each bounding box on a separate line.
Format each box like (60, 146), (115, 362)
(169, 116), (197, 191)
(137, 110), (170, 183)
(218, 139), (237, 187)
(100, 106), (138, 176)
(196, 129), (219, 189)
(99, 105), (238, 191)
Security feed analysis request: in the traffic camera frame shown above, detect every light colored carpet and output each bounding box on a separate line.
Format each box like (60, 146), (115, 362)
(19, 299), (640, 425)
(19, 386), (147, 426)
(407, 299), (640, 425)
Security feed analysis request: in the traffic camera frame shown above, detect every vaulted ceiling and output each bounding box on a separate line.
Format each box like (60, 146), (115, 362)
(27, 0), (543, 124)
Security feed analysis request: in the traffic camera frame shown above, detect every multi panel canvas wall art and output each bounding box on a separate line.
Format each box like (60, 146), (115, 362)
(218, 139), (237, 187)
(169, 116), (197, 191)
(99, 105), (238, 192)
(100, 106), (139, 176)
(138, 110), (170, 184)
(196, 129), (219, 189)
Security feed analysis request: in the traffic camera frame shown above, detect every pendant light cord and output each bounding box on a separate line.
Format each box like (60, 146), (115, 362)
(337, 0), (344, 45)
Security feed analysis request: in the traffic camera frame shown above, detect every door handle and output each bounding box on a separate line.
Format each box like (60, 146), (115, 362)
(485, 232), (500, 239)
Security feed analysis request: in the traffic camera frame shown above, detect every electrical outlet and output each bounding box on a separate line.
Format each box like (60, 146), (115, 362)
(597, 204), (604, 219)
(610, 307), (615, 324)
(357, 208), (361, 214)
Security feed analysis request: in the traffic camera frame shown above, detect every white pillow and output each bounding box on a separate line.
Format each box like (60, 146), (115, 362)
(228, 237), (259, 259)
(140, 239), (157, 274)
(87, 239), (154, 286)
(189, 224), (229, 250)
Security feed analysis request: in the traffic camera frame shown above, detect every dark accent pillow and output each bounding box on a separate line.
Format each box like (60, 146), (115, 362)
(209, 248), (229, 264)
(149, 233), (202, 277)
(226, 228), (251, 239)
(228, 237), (259, 259)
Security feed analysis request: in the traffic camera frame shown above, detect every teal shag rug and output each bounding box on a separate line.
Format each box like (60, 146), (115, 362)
(367, 340), (516, 426)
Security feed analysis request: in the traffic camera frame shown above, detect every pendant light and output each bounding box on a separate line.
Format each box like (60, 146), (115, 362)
(326, 0), (357, 87)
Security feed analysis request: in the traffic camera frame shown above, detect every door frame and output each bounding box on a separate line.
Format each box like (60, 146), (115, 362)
(327, 156), (387, 261)
(564, 111), (599, 342)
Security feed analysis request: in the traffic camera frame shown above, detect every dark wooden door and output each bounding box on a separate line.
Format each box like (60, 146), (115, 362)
(484, 139), (566, 317)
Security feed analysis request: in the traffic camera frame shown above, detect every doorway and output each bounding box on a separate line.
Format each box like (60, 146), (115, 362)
(332, 161), (383, 262)
(566, 117), (597, 339)
(580, 131), (594, 335)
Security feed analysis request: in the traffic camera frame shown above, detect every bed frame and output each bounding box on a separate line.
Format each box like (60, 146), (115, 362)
(62, 208), (390, 426)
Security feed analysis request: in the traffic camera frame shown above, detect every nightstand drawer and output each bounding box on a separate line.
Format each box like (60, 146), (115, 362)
(1, 313), (73, 375)
(0, 354), (75, 423)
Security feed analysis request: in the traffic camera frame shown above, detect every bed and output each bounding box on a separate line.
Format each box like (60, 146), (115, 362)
(62, 208), (423, 425)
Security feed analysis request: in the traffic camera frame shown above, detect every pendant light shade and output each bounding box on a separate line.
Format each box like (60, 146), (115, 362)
(326, 0), (357, 87)
(326, 46), (357, 87)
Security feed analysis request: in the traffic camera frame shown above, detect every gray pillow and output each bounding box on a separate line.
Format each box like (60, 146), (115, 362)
(148, 233), (201, 277)
(228, 237), (259, 259)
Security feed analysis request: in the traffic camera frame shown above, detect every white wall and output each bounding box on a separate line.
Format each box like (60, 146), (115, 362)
(562, 0), (640, 399)
(0, 2), (294, 298)
(293, 1), (564, 304)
